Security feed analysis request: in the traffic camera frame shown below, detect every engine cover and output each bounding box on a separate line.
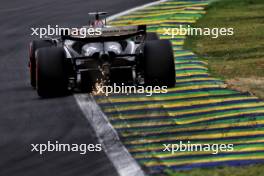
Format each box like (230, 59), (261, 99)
(82, 42), (122, 56)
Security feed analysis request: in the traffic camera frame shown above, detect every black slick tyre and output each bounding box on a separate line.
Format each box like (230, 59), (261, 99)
(29, 40), (53, 88)
(144, 40), (176, 87)
(35, 47), (69, 97)
(146, 32), (159, 41)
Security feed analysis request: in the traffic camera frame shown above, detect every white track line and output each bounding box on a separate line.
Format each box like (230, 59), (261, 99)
(74, 1), (168, 175)
(74, 94), (145, 176)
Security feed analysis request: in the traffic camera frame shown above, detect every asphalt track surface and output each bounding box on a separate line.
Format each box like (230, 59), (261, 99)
(0, 0), (153, 175)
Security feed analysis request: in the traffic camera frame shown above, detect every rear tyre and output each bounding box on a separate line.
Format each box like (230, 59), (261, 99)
(144, 40), (175, 87)
(29, 40), (53, 88)
(36, 47), (69, 97)
(146, 32), (159, 41)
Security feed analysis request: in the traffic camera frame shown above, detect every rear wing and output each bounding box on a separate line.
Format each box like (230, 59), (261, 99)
(98, 25), (146, 37)
(88, 12), (107, 15)
(61, 25), (146, 42)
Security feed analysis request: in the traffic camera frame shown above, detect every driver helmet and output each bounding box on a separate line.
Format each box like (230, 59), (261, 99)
(93, 14), (104, 28)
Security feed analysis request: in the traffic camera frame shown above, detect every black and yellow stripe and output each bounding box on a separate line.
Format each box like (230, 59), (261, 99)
(94, 0), (264, 174)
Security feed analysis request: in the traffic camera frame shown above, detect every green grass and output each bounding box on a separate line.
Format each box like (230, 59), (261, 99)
(178, 0), (264, 175)
(184, 0), (264, 99)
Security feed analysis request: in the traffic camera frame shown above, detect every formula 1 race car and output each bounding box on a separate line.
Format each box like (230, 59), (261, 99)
(29, 12), (175, 97)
